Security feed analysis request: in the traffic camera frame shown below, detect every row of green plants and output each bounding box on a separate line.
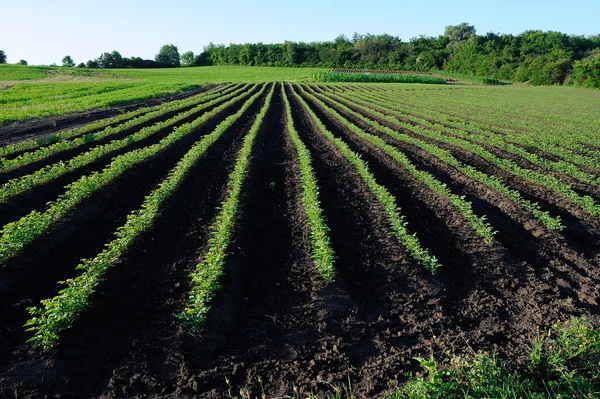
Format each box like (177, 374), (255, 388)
(0, 84), (242, 172)
(0, 84), (265, 262)
(368, 84), (600, 161)
(289, 84), (441, 273)
(311, 71), (447, 84)
(0, 84), (255, 202)
(300, 85), (497, 245)
(281, 84), (336, 282)
(178, 83), (276, 328)
(312, 86), (565, 231)
(0, 81), (198, 125)
(0, 83), (236, 159)
(345, 87), (600, 173)
(335, 93), (600, 218)
(23, 84), (269, 351)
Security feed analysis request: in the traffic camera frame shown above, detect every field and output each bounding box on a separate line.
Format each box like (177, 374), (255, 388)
(0, 76), (599, 398)
(0, 65), (322, 124)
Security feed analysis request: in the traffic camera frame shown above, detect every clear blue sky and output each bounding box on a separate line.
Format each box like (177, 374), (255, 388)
(2, 0), (599, 65)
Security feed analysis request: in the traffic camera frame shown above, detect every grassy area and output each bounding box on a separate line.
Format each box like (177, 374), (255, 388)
(0, 65), (322, 125)
(0, 64), (50, 80)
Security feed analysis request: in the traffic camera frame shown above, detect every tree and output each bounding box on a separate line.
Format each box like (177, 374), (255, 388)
(76, 62), (85, 68)
(155, 44), (180, 67)
(86, 59), (99, 68)
(180, 51), (194, 66)
(0, 50), (6, 64)
(96, 51), (124, 68)
(62, 55), (75, 68)
(18, 60), (28, 65)
(444, 23), (477, 42)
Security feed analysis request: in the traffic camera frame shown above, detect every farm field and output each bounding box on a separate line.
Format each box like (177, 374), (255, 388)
(0, 79), (599, 398)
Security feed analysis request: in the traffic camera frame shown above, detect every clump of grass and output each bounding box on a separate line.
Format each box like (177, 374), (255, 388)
(387, 316), (600, 398)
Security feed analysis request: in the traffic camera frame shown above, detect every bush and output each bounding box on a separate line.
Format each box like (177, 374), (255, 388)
(570, 54), (600, 88)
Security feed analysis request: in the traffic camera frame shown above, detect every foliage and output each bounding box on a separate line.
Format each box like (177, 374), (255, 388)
(197, 25), (600, 86)
(386, 317), (600, 399)
(181, 51), (195, 66)
(18, 60), (27, 66)
(0, 50), (6, 64)
(62, 55), (75, 68)
(312, 71), (446, 84)
(0, 64), (48, 81)
(155, 44), (181, 67)
(571, 54), (600, 88)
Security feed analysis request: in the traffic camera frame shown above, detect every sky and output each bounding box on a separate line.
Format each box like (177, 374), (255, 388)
(2, 0), (599, 65)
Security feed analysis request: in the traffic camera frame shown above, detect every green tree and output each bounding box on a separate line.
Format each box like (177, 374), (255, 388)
(0, 50), (6, 64)
(180, 51), (194, 66)
(18, 60), (28, 65)
(76, 62), (85, 68)
(155, 44), (180, 67)
(570, 53), (600, 88)
(62, 55), (75, 68)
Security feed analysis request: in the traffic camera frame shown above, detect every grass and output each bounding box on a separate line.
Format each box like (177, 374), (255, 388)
(0, 65), (50, 80)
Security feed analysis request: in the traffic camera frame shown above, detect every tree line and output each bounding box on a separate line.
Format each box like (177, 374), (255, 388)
(1, 24), (599, 88)
(194, 24), (600, 87)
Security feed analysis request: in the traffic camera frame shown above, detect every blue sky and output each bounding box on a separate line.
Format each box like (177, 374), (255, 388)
(2, 0), (599, 65)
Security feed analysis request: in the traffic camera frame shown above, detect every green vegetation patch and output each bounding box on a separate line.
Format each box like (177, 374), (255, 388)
(0, 65), (49, 81)
(312, 71), (446, 84)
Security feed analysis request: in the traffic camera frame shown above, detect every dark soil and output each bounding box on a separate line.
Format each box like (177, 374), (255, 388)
(0, 84), (221, 147)
(0, 83), (598, 398)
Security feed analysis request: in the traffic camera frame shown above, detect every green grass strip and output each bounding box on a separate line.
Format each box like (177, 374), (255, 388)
(0, 84), (253, 202)
(301, 85), (496, 245)
(0, 84), (237, 159)
(281, 84), (336, 281)
(0, 84), (241, 172)
(290, 84), (440, 273)
(22, 86), (266, 352)
(313, 88), (566, 231)
(178, 83), (276, 329)
(0, 84), (265, 262)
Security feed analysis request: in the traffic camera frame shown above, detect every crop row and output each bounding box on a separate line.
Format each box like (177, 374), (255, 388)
(312, 71), (446, 84)
(353, 85), (600, 160)
(0, 84), (254, 202)
(0, 84), (241, 171)
(289, 84), (441, 273)
(340, 86), (600, 173)
(281, 84), (336, 282)
(0, 84), (232, 159)
(178, 83), (276, 328)
(300, 85), (497, 244)
(311, 86), (600, 220)
(23, 84), (269, 350)
(309, 86), (564, 231)
(0, 84), (264, 262)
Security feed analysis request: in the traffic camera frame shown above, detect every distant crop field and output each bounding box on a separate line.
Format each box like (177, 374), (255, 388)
(0, 78), (599, 398)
